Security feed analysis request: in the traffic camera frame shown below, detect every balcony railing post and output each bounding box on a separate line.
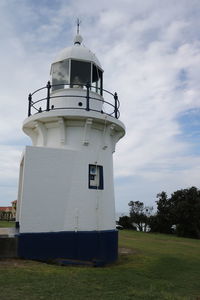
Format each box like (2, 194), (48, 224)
(28, 93), (32, 117)
(86, 82), (90, 111)
(114, 92), (118, 119)
(46, 81), (51, 111)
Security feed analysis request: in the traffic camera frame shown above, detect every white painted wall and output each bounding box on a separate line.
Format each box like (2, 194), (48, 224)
(24, 115), (124, 149)
(50, 88), (103, 112)
(18, 108), (125, 234)
(19, 145), (115, 233)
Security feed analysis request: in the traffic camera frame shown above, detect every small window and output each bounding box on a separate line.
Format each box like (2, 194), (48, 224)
(88, 164), (104, 190)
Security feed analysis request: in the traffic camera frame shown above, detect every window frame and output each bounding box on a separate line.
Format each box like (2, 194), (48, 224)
(88, 164), (104, 190)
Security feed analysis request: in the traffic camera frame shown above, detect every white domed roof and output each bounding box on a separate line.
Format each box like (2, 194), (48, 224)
(52, 34), (102, 69)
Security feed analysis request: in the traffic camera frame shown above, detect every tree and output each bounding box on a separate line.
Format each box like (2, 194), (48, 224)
(170, 187), (200, 239)
(150, 187), (200, 239)
(150, 192), (174, 234)
(118, 215), (136, 230)
(128, 201), (153, 232)
(143, 206), (154, 232)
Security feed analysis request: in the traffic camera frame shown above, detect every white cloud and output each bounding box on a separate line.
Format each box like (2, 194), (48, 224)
(0, 0), (200, 211)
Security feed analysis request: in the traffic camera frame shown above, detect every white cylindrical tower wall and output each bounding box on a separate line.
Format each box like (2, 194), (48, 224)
(19, 113), (124, 233)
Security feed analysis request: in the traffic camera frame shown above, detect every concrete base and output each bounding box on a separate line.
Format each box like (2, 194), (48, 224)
(0, 227), (17, 237)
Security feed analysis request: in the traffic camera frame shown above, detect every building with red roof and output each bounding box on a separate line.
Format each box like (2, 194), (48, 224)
(0, 201), (17, 221)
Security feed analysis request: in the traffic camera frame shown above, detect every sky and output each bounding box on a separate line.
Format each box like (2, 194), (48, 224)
(1, 0), (200, 215)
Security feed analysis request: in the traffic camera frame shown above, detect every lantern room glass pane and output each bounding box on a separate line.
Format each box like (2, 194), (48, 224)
(70, 60), (91, 88)
(51, 59), (69, 91)
(92, 64), (103, 95)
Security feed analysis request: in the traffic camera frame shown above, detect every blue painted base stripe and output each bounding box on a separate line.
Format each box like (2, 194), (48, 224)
(17, 230), (118, 264)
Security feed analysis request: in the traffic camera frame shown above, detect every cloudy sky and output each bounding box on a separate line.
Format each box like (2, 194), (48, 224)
(1, 0), (200, 214)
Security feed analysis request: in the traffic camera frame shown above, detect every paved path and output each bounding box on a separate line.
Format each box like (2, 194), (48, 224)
(0, 227), (17, 237)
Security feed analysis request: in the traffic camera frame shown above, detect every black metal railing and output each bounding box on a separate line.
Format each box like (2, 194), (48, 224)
(27, 81), (120, 119)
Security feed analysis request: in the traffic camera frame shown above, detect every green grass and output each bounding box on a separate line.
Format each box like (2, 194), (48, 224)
(0, 220), (15, 228)
(0, 230), (200, 299)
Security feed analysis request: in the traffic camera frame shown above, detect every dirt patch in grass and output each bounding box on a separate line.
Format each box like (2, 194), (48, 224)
(118, 247), (139, 255)
(0, 258), (40, 268)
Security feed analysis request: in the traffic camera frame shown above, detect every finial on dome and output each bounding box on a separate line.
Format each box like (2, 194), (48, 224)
(77, 18), (81, 34)
(74, 34), (83, 45)
(74, 18), (83, 45)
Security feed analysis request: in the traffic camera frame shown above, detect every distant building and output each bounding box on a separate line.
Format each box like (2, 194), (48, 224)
(0, 206), (12, 221)
(11, 200), (17, 219)
(0, 200), (17, 221)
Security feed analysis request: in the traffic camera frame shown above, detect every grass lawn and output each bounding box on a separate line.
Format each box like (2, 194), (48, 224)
(0, 230), (200, 299)
(0, 220), (15, 228)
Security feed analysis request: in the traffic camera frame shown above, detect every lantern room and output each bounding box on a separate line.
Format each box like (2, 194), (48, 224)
(50, 34), (103, 95)
(27, 33), (120, 119)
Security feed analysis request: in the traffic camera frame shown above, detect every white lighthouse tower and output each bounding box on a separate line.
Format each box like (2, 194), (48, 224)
(16, 29), (125, 264)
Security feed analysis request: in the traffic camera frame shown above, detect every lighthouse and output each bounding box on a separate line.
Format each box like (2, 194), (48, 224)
(16, 29), (125, 264)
